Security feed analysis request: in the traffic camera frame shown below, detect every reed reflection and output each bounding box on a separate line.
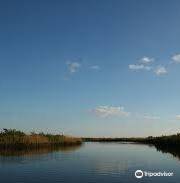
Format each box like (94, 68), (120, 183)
(155, 145), (180, 160)
(0, 144), (82, 157)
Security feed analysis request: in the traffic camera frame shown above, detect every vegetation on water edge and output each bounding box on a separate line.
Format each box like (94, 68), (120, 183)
(1, 128), (180, 152)
(0, 129), (82, 150)
(83, 133), (180, 147)
(141, 133), (180, 147)
(83, 134), (180, 160)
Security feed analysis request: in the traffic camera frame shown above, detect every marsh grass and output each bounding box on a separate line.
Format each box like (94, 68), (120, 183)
(0, 129), (82, 150)
(83, 134), (180, 146)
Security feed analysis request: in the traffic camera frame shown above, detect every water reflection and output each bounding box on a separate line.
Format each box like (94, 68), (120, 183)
(154, 145), (180, 160)
(0, 143), (180, 183)
(1, 142), (180, 163)
(95, 160), (128, 175)
(0, 144), (82, 157)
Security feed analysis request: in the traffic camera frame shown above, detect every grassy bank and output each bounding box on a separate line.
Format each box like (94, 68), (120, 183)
(140, 134), (180, 147)
(83, 133), (180, 147)
(0, 129), (82, 150)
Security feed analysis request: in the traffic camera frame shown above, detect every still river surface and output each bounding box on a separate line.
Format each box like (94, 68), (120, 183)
(0, 142), (180, 183)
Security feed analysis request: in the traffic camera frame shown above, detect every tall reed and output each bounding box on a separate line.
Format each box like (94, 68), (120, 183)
(0, 129), (82, 150)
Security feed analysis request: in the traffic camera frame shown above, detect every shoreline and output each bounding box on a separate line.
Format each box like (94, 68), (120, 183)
(82, 133), (180, 147)
(0, 129), (82, 150)
(1, 129), (180, 151)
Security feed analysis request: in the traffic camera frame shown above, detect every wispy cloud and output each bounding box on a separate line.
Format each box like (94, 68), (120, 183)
(91, 106), (130, 118)
(139, 57), (154, 64)
(154, 66), (168, 76)
(129, 64), (151, 71)
(90, 65), (100, 70)
(129, 56), (153, 72)
(129, 56), (170, 77)
(66, 62), (81, 73)
(172, 54), (180, 63)
(143, 115), (160, 120)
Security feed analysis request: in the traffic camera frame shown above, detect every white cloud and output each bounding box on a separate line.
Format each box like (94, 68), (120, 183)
(129, 56), (153, 72)
(129, 64), (151, 71)
(176, 115), (180, 120)
(66, 62), (81, 73)
(144, 115), (160, 120)
(154, 66), (167, 76)
(140, 57), (154, 64)
(172, 54), (180, 63)
(92, 106), (130, 118)
(90, 65), (100, 70)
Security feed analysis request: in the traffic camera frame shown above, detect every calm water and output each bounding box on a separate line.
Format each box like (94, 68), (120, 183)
(0, 142), (180, 183)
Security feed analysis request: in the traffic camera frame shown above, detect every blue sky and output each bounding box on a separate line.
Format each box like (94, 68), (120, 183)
(0, 0), (180, 137)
